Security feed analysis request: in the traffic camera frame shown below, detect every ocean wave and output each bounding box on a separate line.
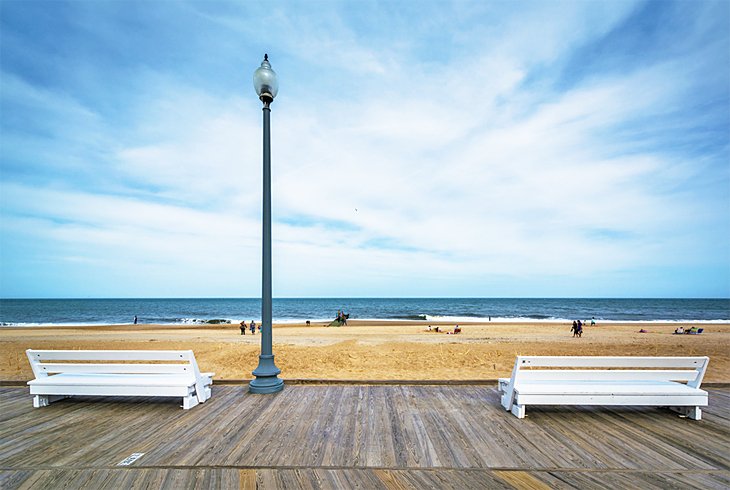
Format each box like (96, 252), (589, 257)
(424, 315), (505, 323)
(3, 317), (728, 327)
(0, 322), (132, 327)
(392, 314), (428, 321)
(177, 318), (232, 325)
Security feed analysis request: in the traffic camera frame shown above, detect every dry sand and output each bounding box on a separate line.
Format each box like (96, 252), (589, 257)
(2, 321), (728, 382)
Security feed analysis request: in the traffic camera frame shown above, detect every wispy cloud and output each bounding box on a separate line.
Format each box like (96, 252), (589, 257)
(1, 0), (728, 298)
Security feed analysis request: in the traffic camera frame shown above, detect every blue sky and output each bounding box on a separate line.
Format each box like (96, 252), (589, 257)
(1, 0), (728, 299)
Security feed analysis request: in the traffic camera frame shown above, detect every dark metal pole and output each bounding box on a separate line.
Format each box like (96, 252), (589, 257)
(261, 102), (273, 356)
(249, 97), (283, 394)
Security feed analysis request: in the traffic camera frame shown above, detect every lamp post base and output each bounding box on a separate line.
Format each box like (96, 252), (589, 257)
(249, 354), (284, 394)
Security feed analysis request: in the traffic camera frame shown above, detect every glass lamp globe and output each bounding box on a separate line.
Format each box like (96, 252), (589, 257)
(253, 54), (278, 101)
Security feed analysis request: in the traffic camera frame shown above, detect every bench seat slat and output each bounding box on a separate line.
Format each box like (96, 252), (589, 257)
(29, 383), (194, 398)
(514, 380), (706, 396)
(28, 373), (196, 387)
(515, 394), (708, 407)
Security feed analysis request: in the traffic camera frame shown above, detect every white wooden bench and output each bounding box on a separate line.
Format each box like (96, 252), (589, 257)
(26, 350), (214, 410)
(498, 356), (709, 420)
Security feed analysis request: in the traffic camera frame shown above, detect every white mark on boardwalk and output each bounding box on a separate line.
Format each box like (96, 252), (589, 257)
(117, 452), (145, 466)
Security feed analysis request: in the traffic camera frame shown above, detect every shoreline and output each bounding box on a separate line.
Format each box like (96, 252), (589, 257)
(3, 318), (729, 328)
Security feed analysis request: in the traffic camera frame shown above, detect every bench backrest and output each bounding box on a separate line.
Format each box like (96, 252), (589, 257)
(503, 356), (709, 410)
(513, 356), (708, 385)
(26, 349), (203, 380)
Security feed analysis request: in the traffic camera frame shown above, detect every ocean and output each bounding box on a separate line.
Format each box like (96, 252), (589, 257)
(1, 298), (728, 326)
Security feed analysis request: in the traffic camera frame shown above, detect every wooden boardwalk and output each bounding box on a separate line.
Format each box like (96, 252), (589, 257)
(0, 384), (728, 489)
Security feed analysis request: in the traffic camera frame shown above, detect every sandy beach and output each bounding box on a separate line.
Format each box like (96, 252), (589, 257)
(2, 320), (729, 382)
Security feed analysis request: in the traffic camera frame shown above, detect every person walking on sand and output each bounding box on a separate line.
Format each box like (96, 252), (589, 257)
(591, 317), (596, 326)
(133, 315), (138, 325)
(240, 321), (246, 335)
(250, 320), (256, 335)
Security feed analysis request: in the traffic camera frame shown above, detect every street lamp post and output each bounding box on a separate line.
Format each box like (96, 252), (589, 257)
(249, 54), (284, 394)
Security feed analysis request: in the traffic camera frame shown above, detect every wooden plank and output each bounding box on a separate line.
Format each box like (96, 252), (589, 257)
(239, 469), (256, 490)
(372, 469), (407, 489)
(4, 468), (729, 490)
(494, 470), (553, 489)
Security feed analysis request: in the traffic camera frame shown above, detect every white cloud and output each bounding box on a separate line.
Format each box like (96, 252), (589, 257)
(1, 0), (728, 297)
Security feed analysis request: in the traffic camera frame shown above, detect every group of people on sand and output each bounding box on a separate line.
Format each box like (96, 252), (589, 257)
(239, 320), (261, 335)
(426, 325), (461, 335)
(336, 310), (348, 325)
(674, 326), (700, 335)
(570, 317), (597, 337)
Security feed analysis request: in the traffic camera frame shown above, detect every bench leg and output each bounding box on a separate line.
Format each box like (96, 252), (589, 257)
(33, 395), (70, 408)
(511, 404), (526, 419)
(182, 394), (199, 410)
(670, 406), (702, 421)
(497, 380), (508, 394)
(501, 393), (509, 410)
(195, 383), (213, 403)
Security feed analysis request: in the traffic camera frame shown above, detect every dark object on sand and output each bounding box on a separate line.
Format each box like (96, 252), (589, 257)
(328, 313), (350, 327)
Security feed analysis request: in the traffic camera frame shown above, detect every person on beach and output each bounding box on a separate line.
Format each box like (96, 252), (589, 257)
(571, 321), (582, 338)
(674, 326), (684, 334)
(591, 317), (596, 326)
(133, 315), (138, 325)
(240, 321), (246, 335)
(250, 320), (256, 335)
(453, 325), (461, 334)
